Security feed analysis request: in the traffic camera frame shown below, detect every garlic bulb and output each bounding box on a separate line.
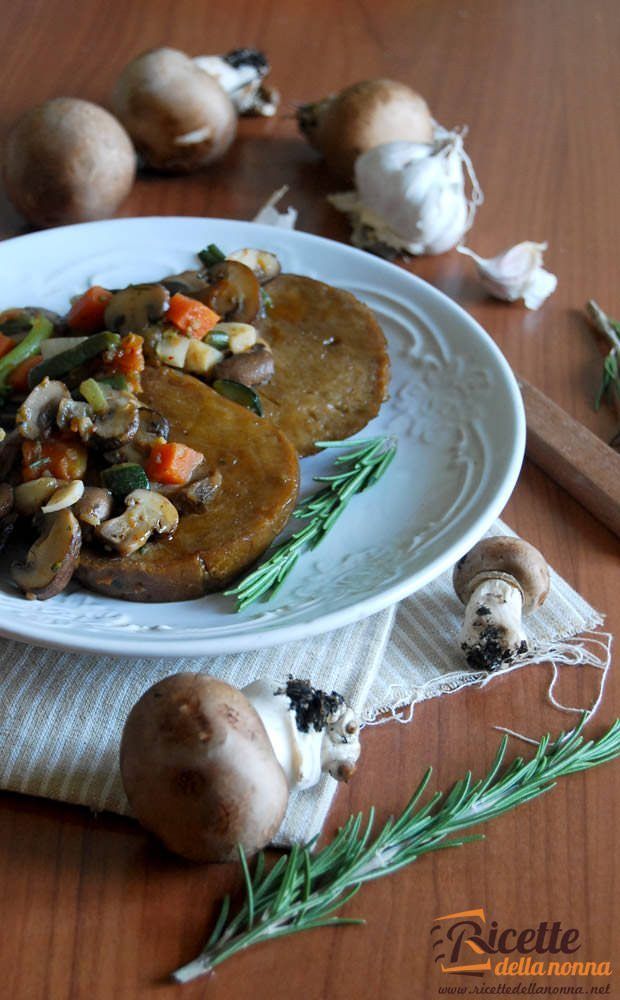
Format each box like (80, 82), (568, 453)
(457, 242), (557, 310)
(328, 127), (483, 256)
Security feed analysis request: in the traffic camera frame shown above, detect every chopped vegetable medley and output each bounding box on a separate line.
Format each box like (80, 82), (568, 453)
(0, 242), (279, 602)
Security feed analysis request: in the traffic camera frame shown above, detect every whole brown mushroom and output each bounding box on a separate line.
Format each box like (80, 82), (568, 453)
(112, 47), (237, 173)
(297, 79), (434, 180)
(120, 674), (362, 863)
(120, 674), (289, 863)
(452, 536), (550, 672)
(3, 98), (136, 228)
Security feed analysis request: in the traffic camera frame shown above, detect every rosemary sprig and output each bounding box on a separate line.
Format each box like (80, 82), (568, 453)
(225, 436), (397, 610)
(585, 299), (620, 409)
(172, 717), (620, 983)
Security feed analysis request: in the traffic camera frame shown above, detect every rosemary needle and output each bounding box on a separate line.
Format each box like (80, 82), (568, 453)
(585, 299), (620, 409)
(225, 435), (398, 610)
(172, 717), (620, 983)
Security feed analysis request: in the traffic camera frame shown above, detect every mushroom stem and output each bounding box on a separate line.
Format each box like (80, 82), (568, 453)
(193, 49), (278, 117)
(242, 678), (361, 790)
(460, 576), (527, 672)
(453, 536), (550, 673)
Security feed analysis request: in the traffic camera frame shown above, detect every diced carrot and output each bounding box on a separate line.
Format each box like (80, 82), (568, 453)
(22, 438), (88, 482)
(103, 333), (144, 392)
(167, 293), (220, 339)
(145, 442), (205, 486)
(125, 373), (142, 394)
(8, 354), (43, 393)
(106, 333), (145, 376)
(67, 286), (113, 333)
(0, 333), (15, 359)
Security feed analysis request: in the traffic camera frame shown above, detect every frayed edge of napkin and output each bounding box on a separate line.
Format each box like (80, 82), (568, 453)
(363, 614), (611, 730)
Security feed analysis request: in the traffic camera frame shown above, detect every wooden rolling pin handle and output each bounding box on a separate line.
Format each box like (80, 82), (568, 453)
(518, 377), (620, 538)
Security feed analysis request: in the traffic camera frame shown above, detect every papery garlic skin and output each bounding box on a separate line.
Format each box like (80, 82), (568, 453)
(457, 242), (557, 310)
(253, 185), (298, 229)
(328, 128), (482, 256)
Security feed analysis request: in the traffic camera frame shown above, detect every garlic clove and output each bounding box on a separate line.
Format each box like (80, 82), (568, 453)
(457, 241), (557, 310)
(40, 479), (85, 514)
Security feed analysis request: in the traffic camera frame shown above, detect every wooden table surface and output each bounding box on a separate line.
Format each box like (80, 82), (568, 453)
(0, 1), (618, 998)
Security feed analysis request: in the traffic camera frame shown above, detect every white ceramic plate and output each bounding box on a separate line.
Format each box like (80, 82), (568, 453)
(0, 217), (524, 657)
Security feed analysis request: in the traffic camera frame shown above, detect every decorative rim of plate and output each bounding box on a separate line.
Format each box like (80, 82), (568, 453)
(0, 217), (525, 657)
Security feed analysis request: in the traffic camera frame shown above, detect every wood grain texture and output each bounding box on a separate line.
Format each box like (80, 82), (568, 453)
(0, 1), (618, 998)
(520, 376), (620, 536)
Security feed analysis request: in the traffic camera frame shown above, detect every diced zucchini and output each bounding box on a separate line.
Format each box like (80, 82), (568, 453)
(97, 374), (129, 391)
(79, 378), (108, 413)
(184, 340), (224, 375)
(155, 331), (191, 369)
(212, 379), (263, 416)
(40, 337), (88, 361)
(206, 330), (230, 350)
(101, 463), (150, 500)
(28, 331), (121, 388)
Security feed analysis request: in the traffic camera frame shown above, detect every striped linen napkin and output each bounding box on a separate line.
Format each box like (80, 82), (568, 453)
(0, 522), (608, 846)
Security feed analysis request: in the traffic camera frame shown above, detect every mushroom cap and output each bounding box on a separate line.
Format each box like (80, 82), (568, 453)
(213, 343), (274, 387)
(226, 248), (281, 284)
(73, 487), (113, 527)
(120, 673), (289, 863)
(16, 378), (70, 441)
(201, 260), (261, 323)
(3, 97), (136, 227)
(96, 488), (179, 556)
(111, 47), (237, 173)
(90, 387), (140, 449)
(104, 283), (169, 335)
(10, 508), (81, 600)
(303, 79), (434, 180)
(453, 536), (550, 615)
